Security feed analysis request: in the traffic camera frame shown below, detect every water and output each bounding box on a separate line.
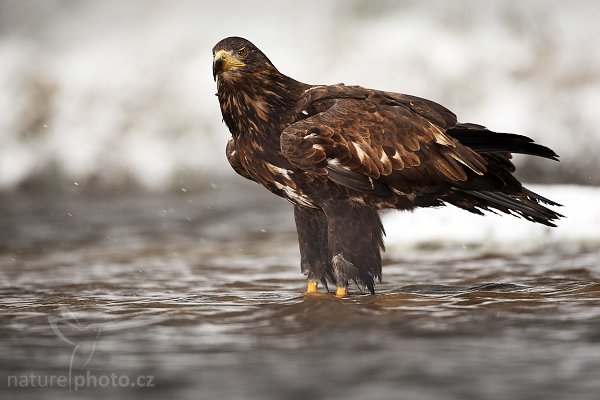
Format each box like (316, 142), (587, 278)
(1, 182), (599, 400)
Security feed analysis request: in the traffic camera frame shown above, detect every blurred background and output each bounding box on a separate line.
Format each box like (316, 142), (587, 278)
(1, 0), (599, 192)
(2, 2), (600, 400)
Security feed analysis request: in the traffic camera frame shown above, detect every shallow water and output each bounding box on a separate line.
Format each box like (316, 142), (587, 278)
(1, 183), (599, 400)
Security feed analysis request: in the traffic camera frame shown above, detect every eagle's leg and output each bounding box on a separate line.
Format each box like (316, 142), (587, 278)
(293, 205), (331, 293)
(323, 202), (384, 296)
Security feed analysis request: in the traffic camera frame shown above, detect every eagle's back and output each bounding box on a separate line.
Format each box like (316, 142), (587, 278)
(222, 77), (561, 226)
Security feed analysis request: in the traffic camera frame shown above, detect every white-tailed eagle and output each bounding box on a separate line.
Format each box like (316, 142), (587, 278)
(212, 36), (562, 297)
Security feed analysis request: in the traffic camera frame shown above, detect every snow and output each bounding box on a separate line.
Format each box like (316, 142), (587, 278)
(0, 0), (599, 190)
(383, 185), (600, 254)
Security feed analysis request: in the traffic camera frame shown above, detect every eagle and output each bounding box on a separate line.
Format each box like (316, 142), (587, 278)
(212, 36), (562, 297)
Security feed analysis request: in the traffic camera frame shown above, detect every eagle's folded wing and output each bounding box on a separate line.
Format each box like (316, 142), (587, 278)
(280, 94), (488, 196)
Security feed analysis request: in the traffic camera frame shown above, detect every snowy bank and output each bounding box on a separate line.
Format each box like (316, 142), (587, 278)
(383, 185), (600, 254)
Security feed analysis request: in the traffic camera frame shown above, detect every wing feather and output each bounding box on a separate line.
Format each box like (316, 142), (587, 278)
(226, 138), (254, 181)
(280, 87), (489, 196)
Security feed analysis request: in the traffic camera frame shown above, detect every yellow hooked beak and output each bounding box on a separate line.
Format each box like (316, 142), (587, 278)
(213, 50), (246, 80)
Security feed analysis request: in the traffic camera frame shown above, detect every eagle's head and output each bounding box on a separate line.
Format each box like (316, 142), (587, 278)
(212, 36), (273, 81)
(212, 37), (307, 136)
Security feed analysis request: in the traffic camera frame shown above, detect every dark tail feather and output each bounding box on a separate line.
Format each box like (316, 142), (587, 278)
(444, 125), (563, 226)
(521, 187), (562, 207)
(447, 126), (559, 161)
(465, 190), (564, 227)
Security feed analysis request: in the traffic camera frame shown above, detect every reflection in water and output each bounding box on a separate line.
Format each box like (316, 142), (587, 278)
(1, 185), (599, 400)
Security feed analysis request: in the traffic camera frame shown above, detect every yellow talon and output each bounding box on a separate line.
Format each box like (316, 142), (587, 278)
(335, 286), (347, 297)
(306, 281), (318, 293)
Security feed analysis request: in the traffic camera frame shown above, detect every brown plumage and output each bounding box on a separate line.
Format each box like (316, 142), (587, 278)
(212, 36), (562, 295)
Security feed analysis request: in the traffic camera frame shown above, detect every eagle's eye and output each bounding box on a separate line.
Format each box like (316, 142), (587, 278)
(237, 47), (248, 58)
